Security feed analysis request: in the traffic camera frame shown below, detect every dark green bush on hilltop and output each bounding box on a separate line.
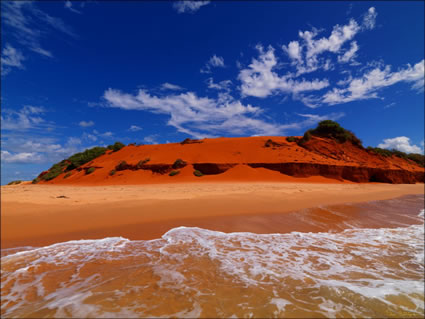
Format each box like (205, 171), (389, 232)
(299, 120), (362, 147)
(41, 160), (69, 181)
(107, 142), (125, 152)
(36, 146), (107, 182)
(66, 147), (107, 171)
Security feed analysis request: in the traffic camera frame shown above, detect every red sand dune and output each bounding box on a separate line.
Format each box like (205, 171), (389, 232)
(41, 136), (424, 185)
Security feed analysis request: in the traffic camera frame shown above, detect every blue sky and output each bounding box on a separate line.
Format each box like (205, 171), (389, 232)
(1, 1), (424, 184)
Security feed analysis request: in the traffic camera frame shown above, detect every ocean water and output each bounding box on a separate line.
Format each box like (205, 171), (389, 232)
(1, 195), (424, 318)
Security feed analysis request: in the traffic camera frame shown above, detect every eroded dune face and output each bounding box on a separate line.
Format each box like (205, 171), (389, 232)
(39, 136), (424, 185)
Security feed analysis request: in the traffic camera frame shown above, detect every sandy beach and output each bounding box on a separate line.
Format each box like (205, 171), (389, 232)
(2, 182), (423, 249)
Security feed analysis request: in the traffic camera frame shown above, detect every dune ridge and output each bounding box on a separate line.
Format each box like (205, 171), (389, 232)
(37, 135), (424, 185)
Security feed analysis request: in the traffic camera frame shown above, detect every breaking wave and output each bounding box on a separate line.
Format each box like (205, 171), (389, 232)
(1, 195), (424, 318)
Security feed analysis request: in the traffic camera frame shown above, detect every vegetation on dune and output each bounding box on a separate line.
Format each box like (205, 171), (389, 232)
(115, 161), (128, 171)
(300, 131), (312, 143)
(32, 122), (424, 183)
(107, 142), (125, 152)
(34, 146), (108, 183)
(172, 158), (187, 169)
(66, 147), (107, 171)
(407, 153), (425, 167)
(169, 170), (180, 176)
(367, 147), (424, 167)
(299, 120), (363, 147)
(137, 158), (150, 168)
(265, 139), (285, 148)
(7, 180), (22, 185)
(86, 167), (96, 175)
(181, 138), (203, 145)
(40, 160), (69, 181)
(193, 170), (204, 177)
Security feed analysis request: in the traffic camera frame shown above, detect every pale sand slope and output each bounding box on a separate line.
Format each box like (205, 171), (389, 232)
(1, 183), (424, 249)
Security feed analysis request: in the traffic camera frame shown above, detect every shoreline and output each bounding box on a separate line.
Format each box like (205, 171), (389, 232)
(1, 182), (424, 249)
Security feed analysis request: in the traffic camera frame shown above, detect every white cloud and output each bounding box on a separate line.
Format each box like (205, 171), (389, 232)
(201, 55), (225, 73)
(79, 120), (95, 127)
(292, 19), (360, 74)
(161, 82), (184, 91)
(1, 150), (43, 163)
(362, 7), (378, 30)
(284, 41), (302, 63)
(1, 44), (25, 76)
(378, 136), (423, 154)
(64, 0), (82, 14)
(1, 1), (76, 58)
(338, 41), (358, 63)
(173, 1), (210, 14)
(102, 131), (113, 137)
(67, 137), (82, 145)
(238, 45), (329, 98)
(129, 125), (142, 132)
(143, 135), (159, 144)
(103, 88), (269, 137)
(1, 105), (50, 130)
(279, 7), (378, 77)
(102, 87), (343, 138)
(322, 59), (424, 105)
(207, 78), (232, 91)
(1, 134), (86, 164)
(84, 133), (98, 142)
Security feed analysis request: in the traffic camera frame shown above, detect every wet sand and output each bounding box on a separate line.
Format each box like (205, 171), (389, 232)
(1, 182), (424, 249)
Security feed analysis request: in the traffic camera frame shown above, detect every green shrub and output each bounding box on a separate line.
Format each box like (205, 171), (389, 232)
(299, 130), (312, 144)
(303, 120), (363, 147)
(367, 147), (394, 157)
(35, 146), (107, 182)
(86, 167), (96, 175)
(367, 147), (424, 167)
(107, 142), (125, 152)
(7, 180), (22, 185)
(41, 161), (69, 181)
(286, 136), (297, 142)
(137, 158), (150, 168)
(193, 170), (203, 177)
(64, 172), (72, 179)
(407, 153), (425, 167)
(115, 161), (128, 171)
(169, 170), (180, 176)
(32, 178), (40, 184)
(181, 138), (202, 145)
(66, 147), (107, 171)
(264, 139), (273, 147)
(172, 158), (187, 169)
(109, 169), (116, 176)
